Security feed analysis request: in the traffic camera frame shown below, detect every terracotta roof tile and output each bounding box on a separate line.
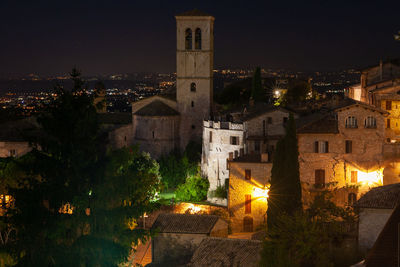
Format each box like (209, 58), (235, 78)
(187, 237), (263, 267)
(354, 183), (400, 209)
(151, 213), (220, 234)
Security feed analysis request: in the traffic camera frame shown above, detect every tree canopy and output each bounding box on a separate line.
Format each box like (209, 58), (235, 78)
(1, 69), (161, 266)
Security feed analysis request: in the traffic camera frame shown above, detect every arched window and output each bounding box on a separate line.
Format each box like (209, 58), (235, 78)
(348, 193), (357, 206)
(185, 28), (192, 50)
(190, 82), (196, 92)
(195, 28), (201, 49)
(365, 116), (377, 128)
(345, 116), (357, 128)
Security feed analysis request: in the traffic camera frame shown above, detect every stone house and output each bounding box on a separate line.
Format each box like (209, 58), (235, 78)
(0, 118), (40, 158)
(201, 105), (292, 201)
(354, 183), (400, 252)
(187, 237), (263, 267)
(228, 154), (271, 233)
(150, 213), (228, 265)
(297, 98), (388, 206)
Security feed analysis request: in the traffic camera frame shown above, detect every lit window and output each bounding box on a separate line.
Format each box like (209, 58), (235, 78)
(345, 116), (357, 128)
(364, 116), (377, 128)
(9, 149), (17, 157)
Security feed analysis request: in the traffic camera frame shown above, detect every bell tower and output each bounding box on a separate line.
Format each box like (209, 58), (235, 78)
(175, 9), (214, 149)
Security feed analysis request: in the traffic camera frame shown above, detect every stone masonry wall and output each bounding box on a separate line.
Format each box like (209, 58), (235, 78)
(228, 161), (271, 233)
(0, 141), (31, 158)
(298, 105), (386, 205)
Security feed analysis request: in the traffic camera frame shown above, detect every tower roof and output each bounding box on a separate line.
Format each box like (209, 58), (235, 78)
(133, 100), (179, 117)
(176, 9), (212, 17)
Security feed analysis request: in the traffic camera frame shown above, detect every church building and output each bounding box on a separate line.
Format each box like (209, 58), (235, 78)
(130, 9), (215, 158)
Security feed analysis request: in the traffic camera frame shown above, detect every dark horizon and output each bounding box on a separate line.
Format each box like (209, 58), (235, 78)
(1, 0), (399, 76)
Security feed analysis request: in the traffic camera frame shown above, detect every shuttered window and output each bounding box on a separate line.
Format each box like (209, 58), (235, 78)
(386, 100), (392, 110)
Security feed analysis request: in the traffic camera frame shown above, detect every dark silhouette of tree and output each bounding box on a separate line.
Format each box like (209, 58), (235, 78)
(251, 67), (264, 102)
(267, 113), (302, 229)
(2, 69), (161, 266)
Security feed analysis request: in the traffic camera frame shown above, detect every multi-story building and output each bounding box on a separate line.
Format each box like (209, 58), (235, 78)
(297, 99), (388, 206)
(201, 105), (292, 203)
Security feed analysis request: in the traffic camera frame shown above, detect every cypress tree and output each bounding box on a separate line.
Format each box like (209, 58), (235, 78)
(251, 67), (264, 102)
(267, 113), (302, 229)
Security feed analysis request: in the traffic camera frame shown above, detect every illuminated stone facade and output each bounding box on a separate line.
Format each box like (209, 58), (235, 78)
(297, 101), (388, 206)
(201, 107), (291, 204)
(228, 159), (271, 233)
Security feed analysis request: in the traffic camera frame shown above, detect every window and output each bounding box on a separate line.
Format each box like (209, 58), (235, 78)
(195, 28), (201, 49)
(185, 28), (192, 50)
(267, 117), (272, 124)
(234, 150), (238, 158)
(263, 120), (266, 136)
(386, 100), (392, 110)
(245, 195), (251, 214)
(345, 140), (352, 153)
(245, 169), (251, 180)
(230, 136), (238, 145)
(351, 171), (358, 183)
(191, 125), (195, 129)
(387, 119), (391, 129)
(348, 193), (357, 206)
(190, 82), (196, 92)
(240, 148), (244, 156)
(209, 131), (212, 143)
(345, 116), (357, 128)
(315, 169), (325, 188)
(283, 117), (288, 124)
(152, 131), (155, 139)
(228, 152), (233, 160)
(8, 149), (17, 157)
(314, 141), (329, 153)
(191, 101), (194, 107)
(255, 141), (260, 152)
(365, 116), (377, 128)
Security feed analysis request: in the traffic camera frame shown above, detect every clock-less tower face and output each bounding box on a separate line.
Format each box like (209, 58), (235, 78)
(175, 11), (214, 149)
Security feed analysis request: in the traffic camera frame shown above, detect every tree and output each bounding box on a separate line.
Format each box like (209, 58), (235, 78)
(285, 80), (311, 104)
(267, 113), (302, 229)
(251, 67), (264, 102)
(2, 69), (161, 266)
(260, 191), (359, 267)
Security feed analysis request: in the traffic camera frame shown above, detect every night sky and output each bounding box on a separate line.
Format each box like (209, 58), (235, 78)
(1, 0), (399, 76)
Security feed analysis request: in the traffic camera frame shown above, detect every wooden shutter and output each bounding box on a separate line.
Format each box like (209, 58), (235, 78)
(314, 141), (319, 153)
(386, 100), (392, 110)
(325, 141), (329, 153)
(245, 194), (251, 214)
(346, 140), (352, 153)
(245, 169), (251, 180)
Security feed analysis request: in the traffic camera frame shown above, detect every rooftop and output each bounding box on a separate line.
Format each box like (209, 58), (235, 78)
(176, 9), (213, 17)
(187, 237), (263, 267)
(354, 183), (400, 209)
(151, 213), (220, 234)
(133, 100), (179, 117)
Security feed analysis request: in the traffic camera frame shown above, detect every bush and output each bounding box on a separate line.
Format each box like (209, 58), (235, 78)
(211, 185), (227, 199)
(175, 175), (209, 202)
(158, 142), (201, 190)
